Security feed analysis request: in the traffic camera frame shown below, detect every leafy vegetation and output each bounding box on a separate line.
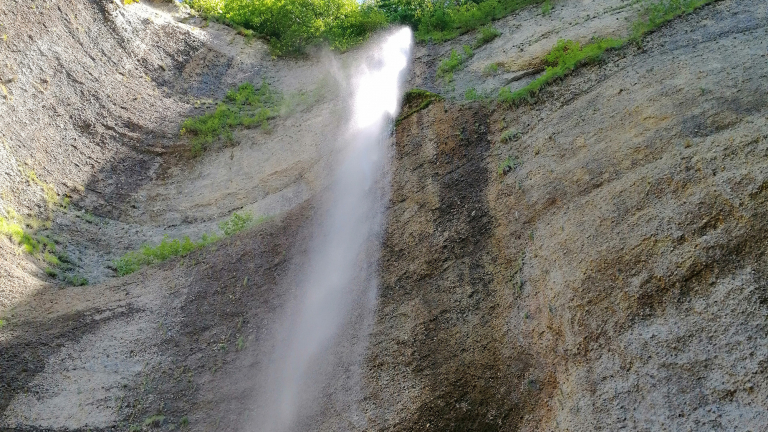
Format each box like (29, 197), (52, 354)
(541, 0), (552, 15)
(219, 211), (267, 236)
(181, 81), (281, 156)
(1, 210), (86, 285)
(498, 155), (521, 175)
(184, 0), (546, 54)
(499, 37), (623, 105)
(184, 0), (387, 56)
(1, 212), (40, 254)
(143, 415), (166, 427)
(378, 0), (544, 43)
(498, 0), (717, 105)
(113, 211), (266, 276)
(500, 128), (521, 142)
(631, 0), (715, 39)
(475, 24), (501, 47)
(396, 88), (444, 125)
(113, 234), (220, 276)
(483, 62), (500, 75)
(437, 45), (473, 82)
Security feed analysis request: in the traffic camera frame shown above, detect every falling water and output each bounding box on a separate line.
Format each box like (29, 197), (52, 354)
(249, 28), (413, 432)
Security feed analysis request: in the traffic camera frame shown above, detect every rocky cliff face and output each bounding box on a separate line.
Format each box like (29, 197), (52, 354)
(2, 0), (768, 431)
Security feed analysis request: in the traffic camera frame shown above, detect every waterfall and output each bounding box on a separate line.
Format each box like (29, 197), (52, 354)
(249, 27), (413, 432)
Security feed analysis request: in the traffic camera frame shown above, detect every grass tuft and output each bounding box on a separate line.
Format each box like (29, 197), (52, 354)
(396, 89), (444, 125)
(181, 81), (281, 156)
(475, 25), (501, 48)
(499, 0), (717, 105)
(499, 37), (623, 105)
(437, 45), (474, 82)
(631, 0), (715, 40)
(113, 211), (267, 276)
(113, 234), (219, 276)
(219, 211), (267, 236)
(500, 128), (522, 142)
(413, 0), (545, 43)
(498, 156), (521, 176)
(143, 415), (165, 427)
(541, 0), (553, 15)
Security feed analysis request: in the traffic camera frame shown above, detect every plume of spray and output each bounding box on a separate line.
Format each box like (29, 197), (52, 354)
(248, 27), (413, 432)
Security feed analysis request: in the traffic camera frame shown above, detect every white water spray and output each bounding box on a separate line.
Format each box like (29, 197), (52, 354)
(248, 28), (413, 432)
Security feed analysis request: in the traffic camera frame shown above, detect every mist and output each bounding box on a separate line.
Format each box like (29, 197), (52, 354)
(245, 27), (413, 432)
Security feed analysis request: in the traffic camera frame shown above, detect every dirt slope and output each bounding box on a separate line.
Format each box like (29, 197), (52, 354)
(2, 0), (768, 431)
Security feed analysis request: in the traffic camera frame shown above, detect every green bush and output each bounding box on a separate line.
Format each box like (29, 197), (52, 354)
(541, 0), (552, 15)
(631, 0), (714, 39)
(185, 0), (545, 52)
(396, 88), (444, 125)
(113, 234), (220, 276)
(500, 128), (521, 142)
(219, 211), (256, 236)
(113, 211), (267, 276)
(412, 0), (544, 43)
(185, 0), (387, 55)
(499, 37), (623, 104)
(65, 274), (89, 286)
(475, 24), (501, 47)
(181, 82), (280, 156)
(437, 44), (473, 82)
(498, 155), (520, 175)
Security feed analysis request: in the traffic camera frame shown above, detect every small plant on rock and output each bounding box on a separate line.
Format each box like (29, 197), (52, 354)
(181, 81), (281, 156)
(218, 211), (255, 236)
(500, 129), (521, 142)
(437, 45), (474, 82)
(498, 156), (520, 176)
(475, 25), (501, 47)
(541, 0), (553, 15)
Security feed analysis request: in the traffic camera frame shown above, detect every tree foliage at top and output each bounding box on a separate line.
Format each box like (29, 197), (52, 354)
(186, 0), (387, 55)
(185, 0), (544, 55)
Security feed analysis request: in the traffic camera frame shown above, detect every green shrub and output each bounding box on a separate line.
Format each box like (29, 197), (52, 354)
(465, 87), (483, 100)
(437, 45), (473, 82)
(541, 0), (552, 15)
(631, 0), (715, 39)
(483, 62), (500, 75)
(500, 128), (521, 142)
(113, 234), (220, 276)
(475, 24), (501, 47)
(498, 155), (520, 175)
(181, 81), (280, 156)
(219, 211), (257, 236)
(65, 274), (89, 286)
(0, 213), (44, 254)
(116, 235), (214, 276)
(396, 88), (444, 125)
(499, 37), (623, 104)
(413, 0), (545, 43)
(113, 211), (267, 276)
